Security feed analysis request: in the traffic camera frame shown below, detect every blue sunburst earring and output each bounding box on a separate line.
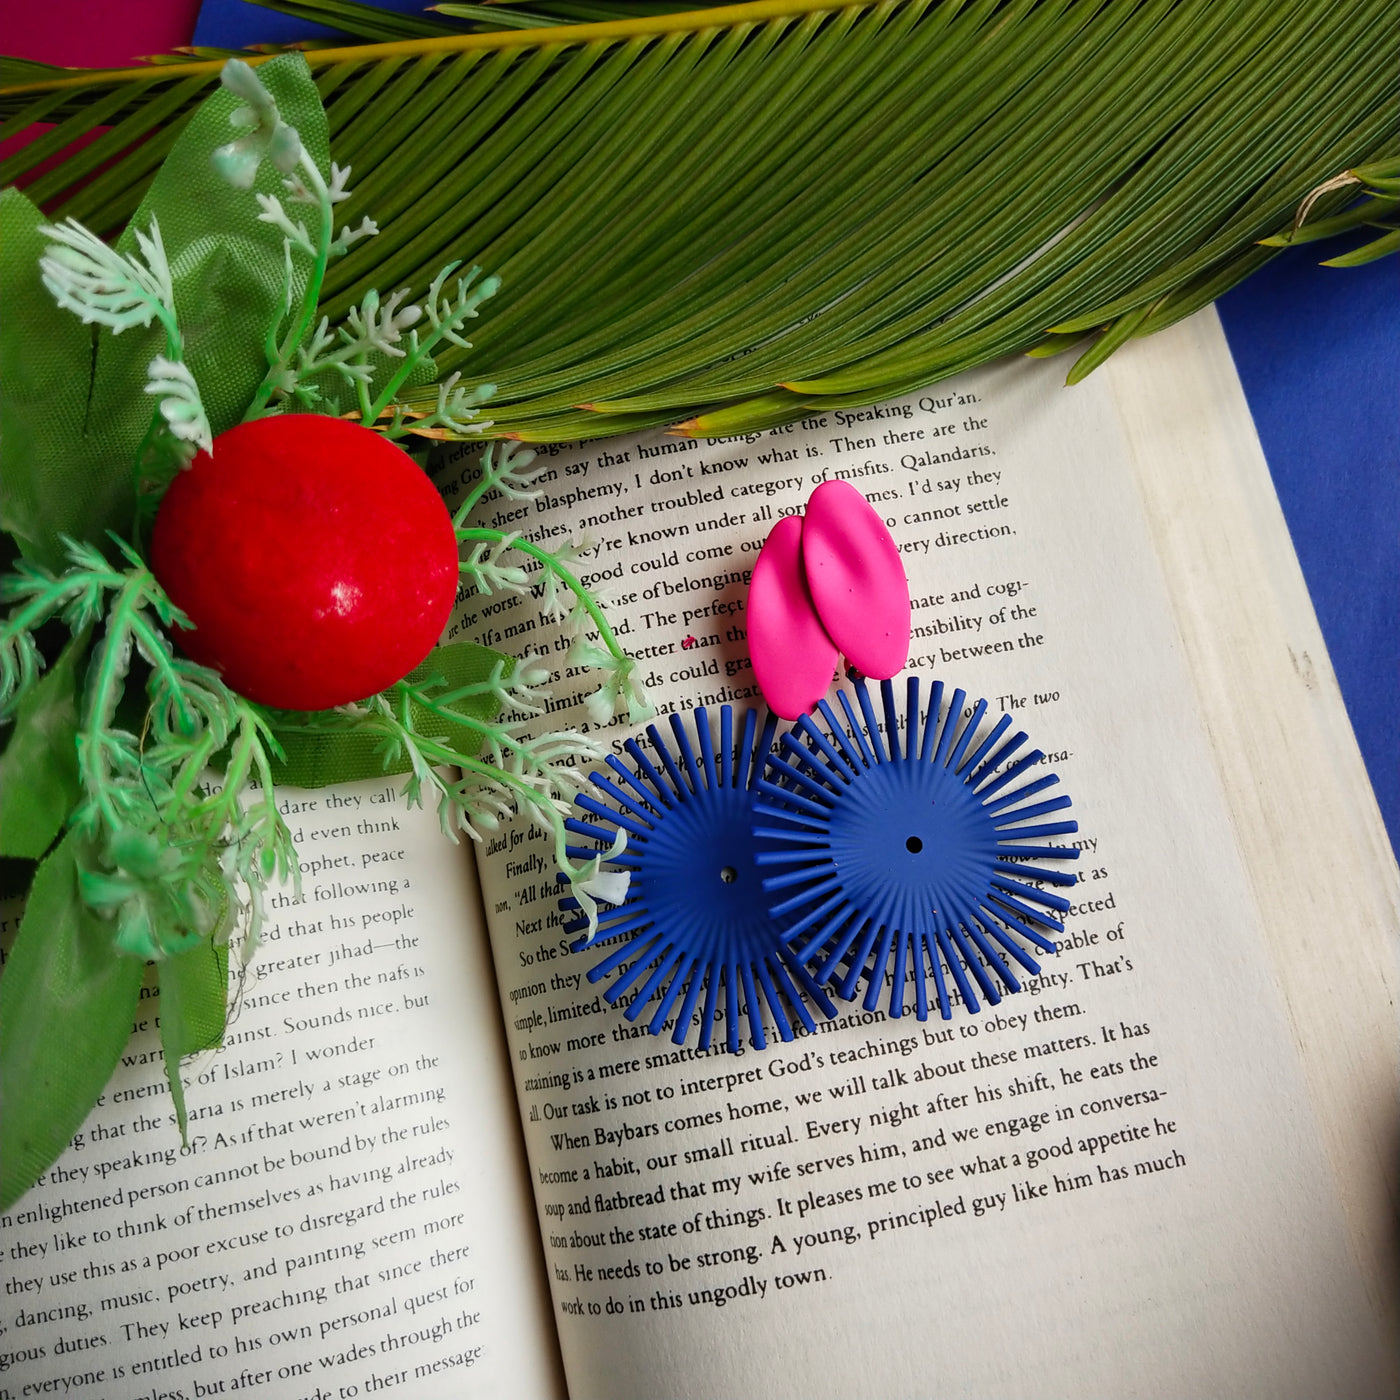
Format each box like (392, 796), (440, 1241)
(559, 706), (838, 1052)
(754, 675), (1080, 1020)
(561, 678), (1082, 1047)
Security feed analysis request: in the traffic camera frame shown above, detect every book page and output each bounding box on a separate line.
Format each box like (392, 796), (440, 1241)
(457, 318), (1398, 1398)
(1105, 312), (1400, 1338)
(0, 783), (565, 1400)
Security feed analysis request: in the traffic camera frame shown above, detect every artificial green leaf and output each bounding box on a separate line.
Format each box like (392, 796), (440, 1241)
(108, 52), (332, 441)
(0, 831), (145, 1211)
(267, 640), (511, 787)
(0, 189), (118, 570)
(157, 938), (229, 1142)
(0, 627), (89, 858)
(0, 57), (334, 570)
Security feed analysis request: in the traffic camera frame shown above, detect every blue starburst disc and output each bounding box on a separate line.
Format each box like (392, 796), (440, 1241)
(821, 755), (1001, 926)
(753, 675), (1081, 1021)
(560, 706), (837, 1053)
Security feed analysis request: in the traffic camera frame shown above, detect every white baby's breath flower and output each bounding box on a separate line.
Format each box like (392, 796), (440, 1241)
(39, 217), (173, 335)
(211, 59), (303, 190)
(145, 355), (212, 456)
(568, 829), (629, 943)
(579, 868), (630, 907)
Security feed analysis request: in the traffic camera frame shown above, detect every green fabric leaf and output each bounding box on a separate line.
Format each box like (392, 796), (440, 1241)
(0, 56), (331, 568)
(0, 628), (90, 859)
(268, 640), (510, 788)
(0, 189), (119, 570)
(0, 831), (145, 1211)
(157, 938), (229, 1142)
(111, 52), (332, 439)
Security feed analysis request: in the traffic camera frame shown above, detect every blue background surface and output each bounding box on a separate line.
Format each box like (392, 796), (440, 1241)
(195, 0), (431, 47)
(193, 2), (1400, 854)
(1218, 251), (1397, 854)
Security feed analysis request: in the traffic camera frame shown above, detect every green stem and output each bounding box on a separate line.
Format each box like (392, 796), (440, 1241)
(245, 154), (335, 420)
(394, 681), (549, 768)
(456, 528), (629, 665)
(130, 405), (168, 545)
(366, 265), (492, 424)
(88, 584), (143, 730)
(265, 243), (293, 367)
(80, 581), (150, 831)
(452, 479), (490, 527)
(223, 707), (297, 886)
(367, 329), (430, 426)
(129, 306), (189, 533)
(450, 446), (520, 525)
(77, 571), (210, 834)
(199, 747), (256, 835)
(429, 679), (513, 709)
(128, 611), (199, 736)
(451, 747), (575, 874)
(367, 702), (578, 874)
(2, 568), (120, 644)
(462, 761), (575, 875)
(245, 716), (282, 809)
(163, 729), (225, 813)
(147, 286), (183, 360)
(355, 357), (376, 425)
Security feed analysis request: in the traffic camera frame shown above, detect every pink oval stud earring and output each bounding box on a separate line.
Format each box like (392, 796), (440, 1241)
(801, 478), (911, 681)
(748, 514), (840, 720)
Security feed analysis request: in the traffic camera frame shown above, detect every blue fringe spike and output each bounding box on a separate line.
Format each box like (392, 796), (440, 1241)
(560, 705), (838, 1051)
(755, 675), (1082, 1022)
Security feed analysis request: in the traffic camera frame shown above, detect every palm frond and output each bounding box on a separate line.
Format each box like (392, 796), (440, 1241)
(3, 0), (1394, 439)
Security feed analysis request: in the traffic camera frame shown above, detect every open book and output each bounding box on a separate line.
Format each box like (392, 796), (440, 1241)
(2, 311), (1396, 1399)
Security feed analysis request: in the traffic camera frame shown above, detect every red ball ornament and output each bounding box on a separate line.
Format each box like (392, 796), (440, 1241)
(151, 415), (459, 711)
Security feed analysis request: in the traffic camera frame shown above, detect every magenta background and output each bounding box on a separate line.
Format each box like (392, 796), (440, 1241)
(5, 2), (202, 68)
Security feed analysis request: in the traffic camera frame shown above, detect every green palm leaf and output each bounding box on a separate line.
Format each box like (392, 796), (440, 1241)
(3, 0), (1394, 440)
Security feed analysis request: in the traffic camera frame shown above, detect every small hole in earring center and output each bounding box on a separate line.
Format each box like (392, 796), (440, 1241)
(905, 836), (923, 854)
(719, 866), (738, 884)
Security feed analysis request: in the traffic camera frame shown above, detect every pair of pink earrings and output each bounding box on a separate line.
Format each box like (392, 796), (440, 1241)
(748, 479), (911, 719)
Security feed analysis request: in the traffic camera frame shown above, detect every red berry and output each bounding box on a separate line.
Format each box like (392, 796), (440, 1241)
(150, 415), (458, 711)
